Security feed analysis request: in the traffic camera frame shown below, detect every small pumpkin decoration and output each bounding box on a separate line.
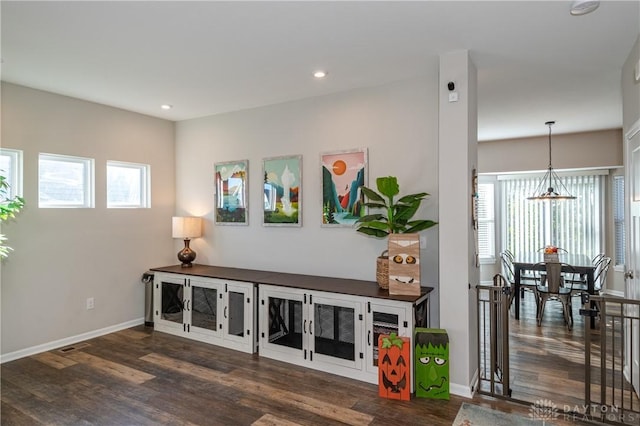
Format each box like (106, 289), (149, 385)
(378, 332), (411, 401)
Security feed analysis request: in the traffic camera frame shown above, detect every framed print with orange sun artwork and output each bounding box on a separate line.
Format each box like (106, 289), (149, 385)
(321, 148), (367, 226)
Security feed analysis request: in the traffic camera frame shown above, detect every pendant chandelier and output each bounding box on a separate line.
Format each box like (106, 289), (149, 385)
(527, 121), (576, 200)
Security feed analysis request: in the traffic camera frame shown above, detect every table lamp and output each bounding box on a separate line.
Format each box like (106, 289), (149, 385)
(172, 216), (203, 267)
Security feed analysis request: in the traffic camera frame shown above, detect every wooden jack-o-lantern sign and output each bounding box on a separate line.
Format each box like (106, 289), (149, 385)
(378, 333), (411, 401)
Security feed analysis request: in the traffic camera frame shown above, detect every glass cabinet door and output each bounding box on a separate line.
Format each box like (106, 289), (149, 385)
(159, 280), (185, 325)
(311, 295), (362, 369)
(365, 303), (407, 375)
(262, 288), (305, 358)
(190, 280), (219, 334)
(226, 290), (245, 337)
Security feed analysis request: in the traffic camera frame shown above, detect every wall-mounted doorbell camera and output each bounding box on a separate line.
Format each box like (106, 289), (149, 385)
(447, 81), (455, 91)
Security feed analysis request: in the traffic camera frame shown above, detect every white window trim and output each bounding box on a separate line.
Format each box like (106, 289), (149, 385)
(107, 160), (151, 208)
(39, 153), (95, 208)
(0, 148), (23, 198)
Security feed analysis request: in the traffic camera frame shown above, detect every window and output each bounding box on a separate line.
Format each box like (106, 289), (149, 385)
(0, 149), (23, 198)
(477, 182), (495, 261)
(39, 153), (94, 208)
(613, 175), (625, 266)
(500, 172), (604, 257)
(107, 161), (150, 208)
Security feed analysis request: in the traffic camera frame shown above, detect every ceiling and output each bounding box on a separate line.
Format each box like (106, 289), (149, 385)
(1, 1), (638, 141)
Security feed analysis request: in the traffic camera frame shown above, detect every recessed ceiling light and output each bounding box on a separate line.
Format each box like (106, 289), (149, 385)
(161, 104), (172, 110)
(570, 0), (599, 16)
(313, 70), (327, 79)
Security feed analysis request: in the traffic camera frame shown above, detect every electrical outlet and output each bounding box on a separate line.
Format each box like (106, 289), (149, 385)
(86, 297), (94, 310)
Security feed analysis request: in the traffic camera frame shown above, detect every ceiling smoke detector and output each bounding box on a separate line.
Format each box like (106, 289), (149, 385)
(570, 0), (600, 16)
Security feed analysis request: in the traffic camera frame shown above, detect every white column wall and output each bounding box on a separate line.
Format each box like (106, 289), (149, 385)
(438, 50), (479, 398)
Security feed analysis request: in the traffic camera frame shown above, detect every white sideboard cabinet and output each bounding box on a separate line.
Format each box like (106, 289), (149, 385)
(150, 264), (432, 390)
(153, 271), (256, 354)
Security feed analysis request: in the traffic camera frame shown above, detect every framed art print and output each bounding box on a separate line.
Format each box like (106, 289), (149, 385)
(263, 155), (302, 226)
(321, 148), (367, 226)
(214, 160), (248, 225)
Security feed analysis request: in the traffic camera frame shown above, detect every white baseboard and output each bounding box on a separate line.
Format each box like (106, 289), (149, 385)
(1, 317), (145, 364)
(450, 381), (474, 399)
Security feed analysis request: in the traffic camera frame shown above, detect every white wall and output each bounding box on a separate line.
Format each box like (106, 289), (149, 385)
(438, 50), (478, 398)
(1, 83), (176, 358)
(175, 76), (441, 320)
(478, 129), (622, 174)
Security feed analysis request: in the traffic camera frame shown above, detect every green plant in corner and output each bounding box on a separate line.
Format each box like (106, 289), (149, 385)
(0, 175), (25, 258)
(356, 176), (437, 237)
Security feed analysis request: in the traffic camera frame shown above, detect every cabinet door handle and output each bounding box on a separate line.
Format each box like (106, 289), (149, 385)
(309, 321), (313, 335)
(304, 319), (307, 334)
(224, 306), (228, 319)
(368, 330), (371, 346)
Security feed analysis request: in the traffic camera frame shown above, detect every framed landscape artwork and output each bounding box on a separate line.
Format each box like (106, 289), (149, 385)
(263, 155), (302, 226)
(321, 148), (367, 226)
(214, 160), (248, 225)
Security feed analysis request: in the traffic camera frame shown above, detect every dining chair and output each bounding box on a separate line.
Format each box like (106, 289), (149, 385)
(571, 256), (611, 299)
(500, 251), (537, 297)
(533, 262), (576, 330)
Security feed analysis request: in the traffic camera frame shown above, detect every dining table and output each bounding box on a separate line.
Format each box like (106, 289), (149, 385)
(513, 253), (597, 327)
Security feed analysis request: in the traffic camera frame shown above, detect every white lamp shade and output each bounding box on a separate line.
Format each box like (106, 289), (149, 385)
(172, 216), (202, 239)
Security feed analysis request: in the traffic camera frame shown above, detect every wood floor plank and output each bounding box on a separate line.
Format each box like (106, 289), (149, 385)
(32, 351), (77, 369)
(65, 351), (155, 384)
(252, 413), (303, 426)
(141, 352), (374, 426)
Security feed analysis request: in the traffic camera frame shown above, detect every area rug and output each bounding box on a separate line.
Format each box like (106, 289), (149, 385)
(453, 402), (555, 426)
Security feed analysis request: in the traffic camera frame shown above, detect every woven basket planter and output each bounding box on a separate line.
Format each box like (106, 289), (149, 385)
(376, 250), (389, 289)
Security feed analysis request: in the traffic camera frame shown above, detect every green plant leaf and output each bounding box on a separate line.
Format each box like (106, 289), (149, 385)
(356, 227), (389, 237)
(356, 213), (385, 223)
(394, 202), (420, 222)
(405, 220), (438, 233)
(397, 193), (428, 204)
(376, 176), (399, 199)
(361, 186), (385, 203)
(359, 221), (389, 230)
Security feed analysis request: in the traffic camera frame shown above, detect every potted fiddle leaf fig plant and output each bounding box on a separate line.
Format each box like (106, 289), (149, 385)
(356, 176), (437, 289)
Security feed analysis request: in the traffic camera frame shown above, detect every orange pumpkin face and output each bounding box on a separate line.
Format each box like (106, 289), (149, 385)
(378, 335), (411, 401)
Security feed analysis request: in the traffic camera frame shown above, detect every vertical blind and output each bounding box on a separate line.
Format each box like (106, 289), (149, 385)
(500, 174), (604, 258)
(477, 183), (495, 259)
(613, 175), (625, 266)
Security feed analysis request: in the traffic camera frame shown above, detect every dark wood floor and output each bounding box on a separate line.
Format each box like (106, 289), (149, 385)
(1, 321), (591, 426)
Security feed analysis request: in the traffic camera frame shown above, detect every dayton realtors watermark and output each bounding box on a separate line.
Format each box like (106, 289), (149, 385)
(529, 399), (639, 424)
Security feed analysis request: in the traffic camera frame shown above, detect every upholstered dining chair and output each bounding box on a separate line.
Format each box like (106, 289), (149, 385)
(533, 262), (577, 330)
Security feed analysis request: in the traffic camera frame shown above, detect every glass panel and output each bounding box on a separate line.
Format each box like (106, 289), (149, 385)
(314, 304), (355, 361)
(267, 296), (302, 350)
(161, 282), (183, 324)
(372, 311), (399, 367)
(191, 286), (217, 331)
(227, 291), (245, 337)
(107, 161), (149, 208)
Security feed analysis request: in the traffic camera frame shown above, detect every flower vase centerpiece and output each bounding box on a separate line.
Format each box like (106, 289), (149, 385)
(356, 176), (437, 293)
(543, 245), (559, 262)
